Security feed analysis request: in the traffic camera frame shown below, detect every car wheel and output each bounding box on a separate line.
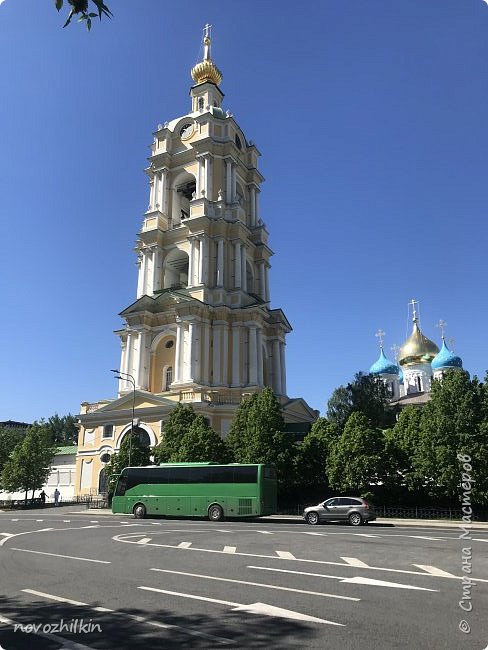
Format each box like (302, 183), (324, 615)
(306, 511), (320, 526)
(133, 503), (146, 519)
(208, 504), (224, 521)
(348, 512), (362, 526)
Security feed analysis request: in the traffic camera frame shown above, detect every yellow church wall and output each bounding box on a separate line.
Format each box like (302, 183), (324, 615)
(150, 335), (176, 392)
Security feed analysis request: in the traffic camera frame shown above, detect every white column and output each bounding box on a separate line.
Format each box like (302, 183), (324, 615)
(212, 325), (222, 385)
(259, 262), (265, 300)
(231, 325), (241, 387)
(255, 189), (260, 220)
(198, 238), (204, 284)
(174, 322), (183, 383)
(188, 238), (195, 287)
(231, 165), (237, 204)
(241, 245), (247, 292)
(146, 249), (154, 295)
(187, 321), (195, 382)
(136, 253), (144, 298)
(162, 169), (169, 215)
(225, 159), (232, 203)
(125, 331), (135, 389)
(248, 325), (258, 386)
(149, 177), (155, 211)
(250, 185), (256, 226)
(280, 341), (287, 396)
(222, 324), (229, 385)
(119, 338), (127, 393)
(257, 328), (263, 387)
(201, 236), (208, 285)
(216, 239), (224, 287)
(202, 321), (210, 385)
(234, 241), (242, 288)
(206, 156), (213, 201)
(135, 330), (149, 389)
(154, 173), (160, 210)
(273, 339), (282, 395)
(153, 247), (163, 292)
(264, 263), (270, 302)
(140, 251), (148, 296)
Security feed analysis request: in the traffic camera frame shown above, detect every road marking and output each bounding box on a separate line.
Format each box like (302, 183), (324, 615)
(23, 588), (232, 645)
(276, 550), (295, 559)
(11, 519), (19, 522)
(473, 538), (488, 543)
(89, 520), (98, 523)
(223, 545), (237, 553)
(11, 548), (111, 564)
(341, 576), (438, 591)
(410, 536), (444, 541)
(35, 519), (43, 522)
(113, 534), (488, 583)
(0, 533), (14, 547)
(257, 530), (274, 534)
(63, 520), (71, 523)
(341, 557), (369, 568)
(137, 537), (152, 544)
(414, 565), (456, 578)
(0, 611), (91, 649)
(354, 534), (382, 538)
(305, 532), (327, 536)
(138, 586), (343, 626)
(249, 567), (439, 591)
(217, 529), (232, 533)
(177, 541), (192, 548)
(151, 568), (360, 601)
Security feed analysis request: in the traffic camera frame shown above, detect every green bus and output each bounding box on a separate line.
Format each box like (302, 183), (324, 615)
(111, 462), (277, 521)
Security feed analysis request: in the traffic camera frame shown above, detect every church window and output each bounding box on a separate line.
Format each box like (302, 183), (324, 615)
(417, 376), (422, 392)
(235, 134), (242, 150)
(198, 97), (204, 110)
(102, 425), (113, 438)
(100, 453), (111, 464)
(165, 366), (173, 391)
(165, 340), (174, 349)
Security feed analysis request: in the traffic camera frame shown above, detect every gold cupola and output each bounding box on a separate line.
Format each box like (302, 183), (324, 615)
(398, 301), (439, 367)
(191, 24), (223, 86)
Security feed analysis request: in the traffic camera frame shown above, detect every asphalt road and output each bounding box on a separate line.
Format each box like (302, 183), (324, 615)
(0, 507), (487, 649)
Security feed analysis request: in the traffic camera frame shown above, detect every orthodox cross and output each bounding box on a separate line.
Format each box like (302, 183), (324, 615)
(409, 298), (419, 322)
(391, 343), (401, 362)
(436, 319), (447, 340)
(375, 329), (385, 349)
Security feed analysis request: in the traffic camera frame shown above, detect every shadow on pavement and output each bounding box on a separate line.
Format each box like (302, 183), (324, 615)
(0, 593), (319, 649)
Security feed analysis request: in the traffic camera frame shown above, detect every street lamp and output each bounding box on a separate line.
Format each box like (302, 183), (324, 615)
(111, 369), (136, 467)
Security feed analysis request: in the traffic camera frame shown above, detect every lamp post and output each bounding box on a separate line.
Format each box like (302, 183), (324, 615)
(111, 369), (136, 467)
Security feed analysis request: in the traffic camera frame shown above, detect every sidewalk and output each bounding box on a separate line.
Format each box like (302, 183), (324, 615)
(67, 508), (488, 530)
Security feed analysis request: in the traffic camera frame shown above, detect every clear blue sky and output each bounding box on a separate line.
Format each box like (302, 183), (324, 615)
(1, 0), (487, 423)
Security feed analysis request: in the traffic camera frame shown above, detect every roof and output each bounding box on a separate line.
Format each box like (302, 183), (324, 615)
(55, 446), (78, 455)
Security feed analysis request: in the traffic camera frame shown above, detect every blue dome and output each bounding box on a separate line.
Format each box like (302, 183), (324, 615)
(431, 340), (463, 371)
(370, 349), (399, 376)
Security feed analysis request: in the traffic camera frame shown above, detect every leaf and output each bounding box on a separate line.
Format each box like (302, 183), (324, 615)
(87, 17), (92, 30)
(89, 13), (98, 17)
(55, 0), (64, 11)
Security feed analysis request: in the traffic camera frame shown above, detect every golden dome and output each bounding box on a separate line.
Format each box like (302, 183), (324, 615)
(191, 31), (223, 86)
(398, 322), (439, 366)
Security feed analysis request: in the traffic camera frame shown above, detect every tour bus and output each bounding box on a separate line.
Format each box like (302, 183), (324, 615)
(111, 462), (277, 521)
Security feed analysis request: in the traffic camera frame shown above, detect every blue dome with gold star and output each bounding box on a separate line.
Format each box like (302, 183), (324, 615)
(431, 339), (463, 371)
(370, 349), (399, 376)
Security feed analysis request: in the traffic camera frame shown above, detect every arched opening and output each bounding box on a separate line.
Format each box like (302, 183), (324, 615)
(246, 260), (255, 295)
(163, 248), (189, 290)
(121, 426), (151, 448)
(171, 170), (196, 225)
(98, 468), (107, 495)
(150, 334), (176, 392)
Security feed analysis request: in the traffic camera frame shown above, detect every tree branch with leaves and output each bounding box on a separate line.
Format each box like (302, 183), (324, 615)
(55, 0), (112, 30)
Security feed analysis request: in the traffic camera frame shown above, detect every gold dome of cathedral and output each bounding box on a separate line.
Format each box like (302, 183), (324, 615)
(191, 27), (223, 86)
(398, 321), (439, 367)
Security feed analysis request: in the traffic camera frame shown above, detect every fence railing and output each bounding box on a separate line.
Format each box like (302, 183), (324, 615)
(277, 504), (487, 521)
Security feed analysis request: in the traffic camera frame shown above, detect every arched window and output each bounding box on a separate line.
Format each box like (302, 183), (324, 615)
(122, 426), (151, 448)
(164, 366), (173, 391)
(198, 97), (204, 110)
(98, 468), (107, 495)
(416, 376), (422, 392)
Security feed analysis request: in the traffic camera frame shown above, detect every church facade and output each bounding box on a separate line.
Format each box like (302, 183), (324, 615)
(74, 27), (317, 496)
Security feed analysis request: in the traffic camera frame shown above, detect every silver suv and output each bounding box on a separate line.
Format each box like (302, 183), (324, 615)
(303, 497), (376, 526)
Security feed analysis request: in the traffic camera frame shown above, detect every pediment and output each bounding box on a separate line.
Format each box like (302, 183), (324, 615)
(120, 290), (194, 317)
(282, 397), (318, 423)
(94, 391), (175, 413)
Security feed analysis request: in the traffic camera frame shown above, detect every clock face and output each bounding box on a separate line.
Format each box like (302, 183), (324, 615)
(179, 122), (194, 140)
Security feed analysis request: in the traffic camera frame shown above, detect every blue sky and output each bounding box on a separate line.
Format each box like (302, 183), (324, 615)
(1, 0), (487, 423)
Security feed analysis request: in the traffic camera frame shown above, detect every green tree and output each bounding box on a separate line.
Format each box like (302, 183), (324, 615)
(327, 372), (394, 432)
(0, 427), (26, 489)
(1, 423), (56, 504)
(226, 388), (296, 486)
(383, 406), (424, 491)
(327, 411), (383, 494)
(295, 418), (339, 488)
(174, 416), (230, 463)
(417, 370), (486, 504)
(55, 0), (112, 30)
(153, 404), (197, 464)
(45, 413), (78, 445)
(104, 430), (151, 495)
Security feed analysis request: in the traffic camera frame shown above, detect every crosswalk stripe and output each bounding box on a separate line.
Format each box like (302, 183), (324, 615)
(413, 564), (456, 577)
(223, 546), (236, 553)
(276, 550), (296, 559)
(341, 557), (369, 568)
(178, 541), (192, 548)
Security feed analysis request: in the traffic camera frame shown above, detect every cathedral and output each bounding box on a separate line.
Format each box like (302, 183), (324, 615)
(369, 300), (464, 407)
(74, 27), (317, 496)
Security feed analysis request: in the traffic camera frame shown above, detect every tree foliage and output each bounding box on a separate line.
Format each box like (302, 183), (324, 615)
(327, 372), (394, 431)
(153, 404), (197, 464)
(45, 413), (78, 445)
(295, 418), (339, 488)
(174, 415), (230, 463)
(383, 406), (424, 491)
(1, 423), (56, 503)
(225, 388), (295, 484)
(55, 0), (112, 30)
(104, 430), (151, 494)
(0, 427), (26, 489)
(327, 411), (383, 494)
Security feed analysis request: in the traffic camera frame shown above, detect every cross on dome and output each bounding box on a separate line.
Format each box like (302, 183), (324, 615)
(375, 329), (386, 349)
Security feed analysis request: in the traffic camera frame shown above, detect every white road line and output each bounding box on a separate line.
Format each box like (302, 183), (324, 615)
(341, 557), (369, 568)
(177, 541), (192, 548)
(137, 537), (152, 544)
(410, 536), (444, 541)
(353, 534), (382, 538)
(276, 550), (296, 559)
(0, 533), (14, 547)
(305, 532), (327, 536)
(223, 546), (237, 553)
(473, 538), (488, 543)
(413, 564), (456, 578)
(249, 567), (439, 592)
(22, 588), (233, 645)
(0, 610), (91, 649)
(11, 519), (18, 522)
(257, 530), (274, 534)
(151, 568), (360, 601)
(63, 520), (71, 523)
(11, 548), (111, 564)
(89, 520), (98, 523)
(35, 519), (43, 522)
(138, 586), (343, 626)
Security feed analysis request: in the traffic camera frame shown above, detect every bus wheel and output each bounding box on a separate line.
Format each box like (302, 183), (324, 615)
(208, 504), (223, 522)
(133, 503), (146, 519)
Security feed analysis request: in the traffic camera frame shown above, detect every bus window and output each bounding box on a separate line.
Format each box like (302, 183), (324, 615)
(264, 466), (276, 479)
(114, 476), (128, 496)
